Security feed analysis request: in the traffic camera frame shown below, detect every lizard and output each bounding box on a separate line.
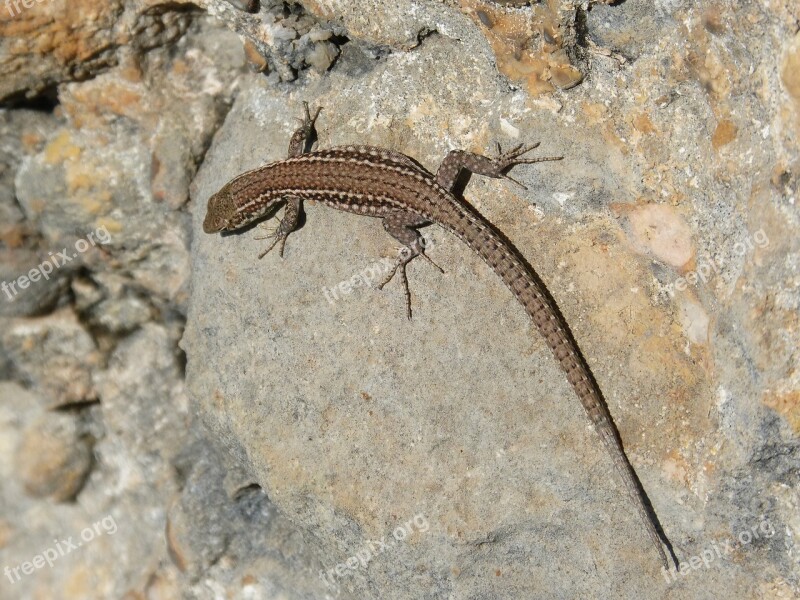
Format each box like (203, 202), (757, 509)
(202, 102), (676, 570)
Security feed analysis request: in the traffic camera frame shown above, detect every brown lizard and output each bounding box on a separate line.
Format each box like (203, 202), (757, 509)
(203, 102), (675, 570)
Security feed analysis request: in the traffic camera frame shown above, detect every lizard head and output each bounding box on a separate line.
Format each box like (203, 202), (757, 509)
(203, 186), (237, 233)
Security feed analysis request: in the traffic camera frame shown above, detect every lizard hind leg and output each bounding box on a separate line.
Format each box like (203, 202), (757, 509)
(377, 211), (443, 319)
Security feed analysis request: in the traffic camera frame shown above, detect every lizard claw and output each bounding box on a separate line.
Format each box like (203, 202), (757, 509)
(378, 243), (444, 320)
(419, 249), (444, 273)
(254, 220), (288, 259)
(288, 102), (323, 157)
(493, 142), (563, 190)
(496, 141), (563, 169)
(378, 260), (413, 320)
(296, 101), (322, 130)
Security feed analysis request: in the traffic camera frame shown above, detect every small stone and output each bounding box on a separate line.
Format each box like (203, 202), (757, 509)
(632, 112), (656, 134)
(243, 40), (269, 72)
(306, 41), (340, 72)
(679, 298), (710, 345)
(1, 309), (100, 407)
(549, 64), (583, 90)
(712, 119), (737, 149)
(15, 411), (93, 502)
(624, 204), (695, 269)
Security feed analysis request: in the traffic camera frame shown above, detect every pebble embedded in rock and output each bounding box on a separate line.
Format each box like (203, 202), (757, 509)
(624, 203), (696, 269)
(15, 412), (93, 502)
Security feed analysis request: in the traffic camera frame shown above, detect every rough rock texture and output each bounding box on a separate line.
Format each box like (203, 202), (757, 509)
(1, 0), (799, 599)
(0, 0), (194, 102)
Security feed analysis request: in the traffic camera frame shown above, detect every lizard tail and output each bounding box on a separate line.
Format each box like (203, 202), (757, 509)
(441, 201), (675, 570)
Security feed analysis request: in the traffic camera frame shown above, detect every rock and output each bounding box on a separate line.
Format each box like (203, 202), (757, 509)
(0, 374), (167, 596)
(184, 2), (799, 598)
(0, 382), (49, 485)
(73, 271), (153, 335)
(782, 32), (800, 106)
(585, 0), (671, 61)
(1, 309), (100, 407)
(15, 411), (93, 501)
(93, 323), (188, 460)
(0, 109), (54, 223)
(9, 17), (245, 318)
(165, 438), (329, 597)
(0, 109), (73, 317)
(618, 203), (695, 269)
(0, 0), (191, 101)
(0, 0), (798, 598)
(0, 246), (73, 317)
(175, 0), (342, 81)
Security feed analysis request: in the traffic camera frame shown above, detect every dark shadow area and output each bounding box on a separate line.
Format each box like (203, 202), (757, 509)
(0, 85), (60, 111)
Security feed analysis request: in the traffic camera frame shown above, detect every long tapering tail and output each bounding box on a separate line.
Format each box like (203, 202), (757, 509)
(441, 200), (674, 569)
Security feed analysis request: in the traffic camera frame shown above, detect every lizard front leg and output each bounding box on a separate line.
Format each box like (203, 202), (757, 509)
(256, 102), (321, 258)
(254, 195), (301, 258)
(436, 143), (562, 192)
(287, 101), (322, 158)
(378, 211), (443, 319)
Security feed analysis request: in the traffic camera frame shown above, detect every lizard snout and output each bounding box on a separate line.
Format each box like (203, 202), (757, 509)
(203, 191), (234, 233)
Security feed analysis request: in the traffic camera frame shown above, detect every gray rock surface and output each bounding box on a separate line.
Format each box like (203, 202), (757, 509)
(1, 0), (798, 598)
(1, 308), (100, 407)
(0, 108), (72, 317)
(184, 1), (800, 598)
(0, 0), (192, 101)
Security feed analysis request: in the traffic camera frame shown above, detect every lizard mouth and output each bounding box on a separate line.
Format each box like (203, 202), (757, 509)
(202, 215), (224, 234)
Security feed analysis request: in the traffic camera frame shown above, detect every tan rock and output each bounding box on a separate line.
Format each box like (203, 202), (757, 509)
(620, 203), (695, 269)
(15, 411), (92, 501)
